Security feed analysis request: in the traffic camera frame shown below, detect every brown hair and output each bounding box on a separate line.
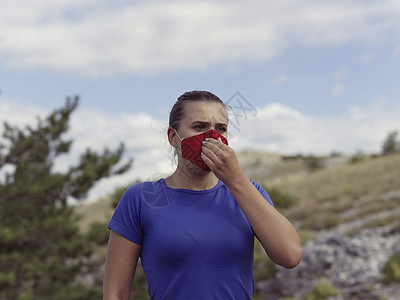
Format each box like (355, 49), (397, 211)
(169, 90), (226, 130)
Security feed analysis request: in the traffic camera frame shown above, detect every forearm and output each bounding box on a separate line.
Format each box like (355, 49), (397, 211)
(226, 172), (302, 269)
(103, 279), (133, 300)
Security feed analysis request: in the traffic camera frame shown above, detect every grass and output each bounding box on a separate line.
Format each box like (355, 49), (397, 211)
(270, 153), (400, 202)
(267, 153), (400, 229)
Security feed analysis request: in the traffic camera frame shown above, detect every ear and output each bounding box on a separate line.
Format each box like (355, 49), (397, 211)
(167, 127), (179, 148)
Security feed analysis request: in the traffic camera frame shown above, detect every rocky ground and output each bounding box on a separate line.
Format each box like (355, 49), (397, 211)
(257, 196), (400, 300)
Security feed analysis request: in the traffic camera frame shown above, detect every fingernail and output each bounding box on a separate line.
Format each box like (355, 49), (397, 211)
(205, 138), (209, 141)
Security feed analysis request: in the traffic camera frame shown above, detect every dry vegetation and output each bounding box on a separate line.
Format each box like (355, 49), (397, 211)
(76, 197), (114, 234)
(266, 152), (400, 232)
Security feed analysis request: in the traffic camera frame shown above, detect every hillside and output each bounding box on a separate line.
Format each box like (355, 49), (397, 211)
(76, 151), (400, 299)
(252, 152), (400, 300)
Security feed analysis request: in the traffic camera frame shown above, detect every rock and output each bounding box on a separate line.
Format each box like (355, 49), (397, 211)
(257, 226), (400, 299)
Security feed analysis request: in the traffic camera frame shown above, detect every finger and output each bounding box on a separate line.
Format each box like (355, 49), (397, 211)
(201, 144), (220, 164)
(200, 151), (214, 168)
(202, 142), (221, 156)
(201, 150), (221, 172)
(202, 139), (227, 155)
(203, 137), (227, 149)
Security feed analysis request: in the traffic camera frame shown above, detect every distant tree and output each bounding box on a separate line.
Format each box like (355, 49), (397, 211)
(382, 130), (400, 155)
(349, 150), (367, 164)
(109, 177), (143, 209)
(0, 97), (131, 300)
(302, 155), (325, 172)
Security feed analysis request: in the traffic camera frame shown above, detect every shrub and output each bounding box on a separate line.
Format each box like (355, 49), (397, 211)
(302, 155), (325, 172)
(382, 130), (400, 155)
(305, 278), (341, 300)
(382, 252), (400, 284)
(86, 222), (110, 245)
(349, 151), (368, 164)
(265, 186), (300, 209)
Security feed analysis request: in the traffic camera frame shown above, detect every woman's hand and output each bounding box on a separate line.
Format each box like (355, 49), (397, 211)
(201, 137), (245, 185)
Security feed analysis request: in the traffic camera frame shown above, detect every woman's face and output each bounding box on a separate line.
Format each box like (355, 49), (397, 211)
(177, 101), (229, 139)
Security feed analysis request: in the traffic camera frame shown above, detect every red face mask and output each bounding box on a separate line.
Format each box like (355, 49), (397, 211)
(175, 129), (229, 171)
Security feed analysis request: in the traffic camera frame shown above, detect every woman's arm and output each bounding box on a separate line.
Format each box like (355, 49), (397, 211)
(224, 173), (302, 268)
(103, 230), (142, 300)
(201, 138), (302, 269)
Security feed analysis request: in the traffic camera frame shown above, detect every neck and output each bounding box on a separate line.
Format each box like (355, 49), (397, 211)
(165, 164), (219, 190)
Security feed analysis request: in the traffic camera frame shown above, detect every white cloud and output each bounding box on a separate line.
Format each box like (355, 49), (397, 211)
(229, 99), (400, 155)
(1, 0), (400, 76)
(1, 98), (400, 203)
(0, 98), (46, 126)
(332, 84), (344, 95)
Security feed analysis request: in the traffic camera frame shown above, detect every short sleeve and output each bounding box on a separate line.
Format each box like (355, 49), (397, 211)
(250, 179), (274, 206)
(108, 184), (144, 245)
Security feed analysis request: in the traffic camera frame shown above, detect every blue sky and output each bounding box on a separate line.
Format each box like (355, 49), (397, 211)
(1, 0), (400, 202)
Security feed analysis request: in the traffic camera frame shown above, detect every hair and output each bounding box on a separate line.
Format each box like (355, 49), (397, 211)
(169, 90), (226, 130)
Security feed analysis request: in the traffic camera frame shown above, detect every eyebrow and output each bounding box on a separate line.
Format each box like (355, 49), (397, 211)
(191, 121), (228, 127)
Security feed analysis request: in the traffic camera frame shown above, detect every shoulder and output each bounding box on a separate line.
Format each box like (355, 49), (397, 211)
(122, 179), (164, 198)
(119, 179), (170, 208)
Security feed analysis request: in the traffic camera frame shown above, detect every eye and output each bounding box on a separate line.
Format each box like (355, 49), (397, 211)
(194, 124), (207, 130)
(217, 126), (227, 133)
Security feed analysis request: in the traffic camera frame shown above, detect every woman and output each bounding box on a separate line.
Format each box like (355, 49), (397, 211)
(103, 91), (302, 300)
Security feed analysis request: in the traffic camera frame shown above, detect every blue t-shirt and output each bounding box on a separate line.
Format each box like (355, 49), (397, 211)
(108, 178), (273, 300)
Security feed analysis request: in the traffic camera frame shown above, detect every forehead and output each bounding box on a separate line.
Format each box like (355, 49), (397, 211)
(181, 101), (228, 123)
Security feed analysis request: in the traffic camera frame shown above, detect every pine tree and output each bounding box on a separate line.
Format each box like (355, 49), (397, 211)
(382, 130), (399, 155)
(0, 97), (131, 300)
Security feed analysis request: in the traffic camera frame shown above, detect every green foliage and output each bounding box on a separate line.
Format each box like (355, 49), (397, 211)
(253, 254), (277, 281)
(87, 222), (110, 245)
(110, 184), (130, 208)
(305, 278), (341, 300)
(253, 240), (277, 299)
(265, 186), (300, 209)
(0, 97), (131, 299)
(382, 252), (400, 284)
(382, 130), (400, 155)
(110, 179), (141, 209)
(131, 263), (151, 300)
